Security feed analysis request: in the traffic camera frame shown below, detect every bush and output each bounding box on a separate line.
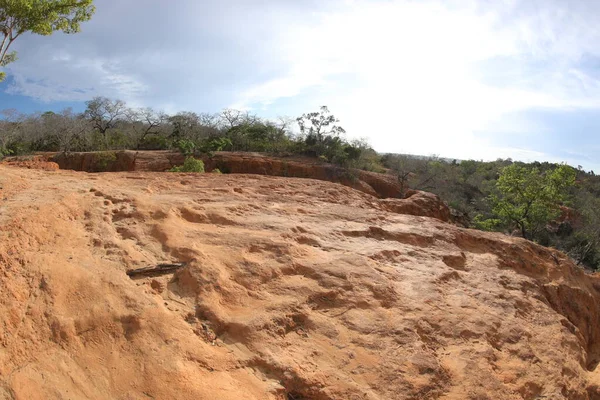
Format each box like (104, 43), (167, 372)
(94, 151), (117, 171)
(472, 214), (501, 231)
(198, 137), (232, 153)
(0, 146), (13, 160)
(6, 140), (31, 156)
(212, 168), (222, 174)
(139, 135), (169, 150)
(174, 139), (197, 156)
(169, 157), (205, 173)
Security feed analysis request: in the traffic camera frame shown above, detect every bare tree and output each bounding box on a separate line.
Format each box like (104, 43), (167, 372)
(198, 112), (220, 129)
(219, 109), (258, 129)
(275, 116), (294, 136)
(413, 155), (443, 191)
(169, 111), (201, 141)
(388, 154), (416, 197)
(42, 109), (90, 153)
(125, 107), (166, 149)
(84, 97), (127, 147)
(0, 109), (25, 156)
(219, 109), (242, 129)
(198, 112), (222, 138)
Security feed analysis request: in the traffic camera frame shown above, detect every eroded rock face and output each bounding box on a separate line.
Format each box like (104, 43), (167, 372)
(204, 152), (389, 198)
(40, 151), (402, 199)
(1, 165), (600, 399)
(381, 190), (451, 222)
(51, 151), (139, 172)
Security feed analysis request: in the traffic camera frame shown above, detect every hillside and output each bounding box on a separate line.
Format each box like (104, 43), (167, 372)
(1, 164), (600, 399)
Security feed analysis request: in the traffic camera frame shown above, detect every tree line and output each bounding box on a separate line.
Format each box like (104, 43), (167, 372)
(0, 98), (382, 170)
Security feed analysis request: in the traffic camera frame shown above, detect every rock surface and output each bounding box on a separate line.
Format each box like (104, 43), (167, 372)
(1, 164), (600, 399)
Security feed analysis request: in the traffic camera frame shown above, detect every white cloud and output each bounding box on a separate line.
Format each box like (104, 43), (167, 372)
(3, 0), (283, 110)
(6, 52), (148, 103)
(233, 0), (600, 168)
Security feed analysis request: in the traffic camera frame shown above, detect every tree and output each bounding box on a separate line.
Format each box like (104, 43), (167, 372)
(488, 164), (576, 240)
(43, 108), (89, 152)
(85, 97), (126, 134)
(198, 112), (220, 134)
(84, 97), (126, 148)
(566, 194), (600, 267)
(387, 154), (416, 197)
(296, 106), (347, 162)
(219, 109), (257, 130)
(413, 155), (444, 191)
(0, 0), (95, 81)
(296, 106), (345, 144)
(125, 107), (166, 149)
(169, 111), (203, 141)
(0, 108), (24, 156)
(225, 121), (283, 152)
(275, 116), (294, 136)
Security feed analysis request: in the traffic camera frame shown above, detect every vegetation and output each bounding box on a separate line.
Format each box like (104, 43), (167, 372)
(484, 164), (576, 240)
(0, 0), (96, 81)
(94, 151), (116, 171)
(169, 157), (204, 173)
(382, 154), (600, 270)
(0, 98), (381, 171)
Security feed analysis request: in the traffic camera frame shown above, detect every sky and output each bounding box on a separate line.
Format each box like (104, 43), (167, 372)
(2, 0), (600, 170)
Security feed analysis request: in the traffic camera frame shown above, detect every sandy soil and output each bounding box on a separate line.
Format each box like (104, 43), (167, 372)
(1, 165), (600, 399)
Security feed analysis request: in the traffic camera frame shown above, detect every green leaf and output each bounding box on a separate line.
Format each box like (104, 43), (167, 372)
(0, 0), (95, 77)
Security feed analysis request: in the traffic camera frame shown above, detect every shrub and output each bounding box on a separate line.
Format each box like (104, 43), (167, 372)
(139, 135), (169, 150)
(169, 157), (205, 173)
(212, 168), (222, 174)
(6, 140), (32, 156)
(95, 151), (117, 171)
(0, 146), (13, 160)
(174, 139), (197, 156)
(473, 214), (501, 231)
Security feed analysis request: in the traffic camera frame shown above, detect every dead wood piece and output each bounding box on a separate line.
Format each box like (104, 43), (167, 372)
(126, 262), (187, 278)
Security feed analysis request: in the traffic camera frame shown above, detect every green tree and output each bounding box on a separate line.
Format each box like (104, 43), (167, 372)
(488, 164), (576, 240)
(297, 106), (347, 161)
(297, 106), (345, 145)
(0, 0), (95, 81)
